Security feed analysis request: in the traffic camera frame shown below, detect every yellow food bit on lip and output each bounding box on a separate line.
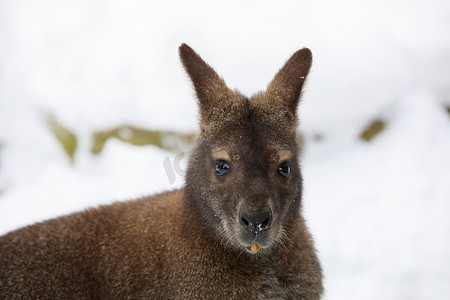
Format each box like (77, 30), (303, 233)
(250, 241), (261, 253)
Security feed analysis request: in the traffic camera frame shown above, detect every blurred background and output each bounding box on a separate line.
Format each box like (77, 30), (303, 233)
(1, 0), (449, 299)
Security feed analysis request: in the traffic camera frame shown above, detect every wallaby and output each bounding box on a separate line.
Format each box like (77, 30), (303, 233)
(0, 44), (323, 299)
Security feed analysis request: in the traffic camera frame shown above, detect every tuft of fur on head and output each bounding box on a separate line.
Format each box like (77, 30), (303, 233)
(179, 43), (312, 255)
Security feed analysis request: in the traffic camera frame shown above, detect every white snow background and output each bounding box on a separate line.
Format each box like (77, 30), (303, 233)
(1, 0), (450, 299)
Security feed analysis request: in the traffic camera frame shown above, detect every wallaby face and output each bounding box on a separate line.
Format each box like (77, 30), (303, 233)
(180, 44), (312, 254)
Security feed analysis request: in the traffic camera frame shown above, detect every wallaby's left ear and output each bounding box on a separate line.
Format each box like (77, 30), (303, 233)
(179, 43), (234, 119)
(265, 48), (312, 111)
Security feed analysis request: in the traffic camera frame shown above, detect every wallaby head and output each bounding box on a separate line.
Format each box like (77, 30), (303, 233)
(179, 44), (312, 254)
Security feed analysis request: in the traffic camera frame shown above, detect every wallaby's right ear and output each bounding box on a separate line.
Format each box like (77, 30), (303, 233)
(179, 44), (234, 118)
(265, 48), (313, 112)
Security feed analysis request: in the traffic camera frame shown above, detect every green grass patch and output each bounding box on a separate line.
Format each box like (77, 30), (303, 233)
(360, 119), (386, 142)
(92, 126), (196, 154)
(47, 115), (77, 161)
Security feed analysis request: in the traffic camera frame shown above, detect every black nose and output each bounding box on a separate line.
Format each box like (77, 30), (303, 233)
(240, 210), (272, 235)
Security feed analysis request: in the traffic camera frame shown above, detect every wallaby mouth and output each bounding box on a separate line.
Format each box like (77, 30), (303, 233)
(249, 239), (261, 253)
(235, 206), (274, 254)
(242, 232), (271, 254)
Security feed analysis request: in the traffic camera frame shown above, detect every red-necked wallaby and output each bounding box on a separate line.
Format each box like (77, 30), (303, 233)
(0, 44), (323, 299)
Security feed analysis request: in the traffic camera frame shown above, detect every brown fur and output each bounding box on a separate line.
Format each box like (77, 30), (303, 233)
(0, 44), (323, 299)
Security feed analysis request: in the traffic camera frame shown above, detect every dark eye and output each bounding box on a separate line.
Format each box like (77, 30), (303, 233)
(215, 161), (230, 176)
(278, 162), (290, 177)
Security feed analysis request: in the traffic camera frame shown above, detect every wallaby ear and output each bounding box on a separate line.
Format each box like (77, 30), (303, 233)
(265, 48), (312, 112)
(179, 44), (234, 117)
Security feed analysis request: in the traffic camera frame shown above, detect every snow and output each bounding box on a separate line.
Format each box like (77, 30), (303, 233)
(1, 1), (450, 299)
(303, 91), (450, 299)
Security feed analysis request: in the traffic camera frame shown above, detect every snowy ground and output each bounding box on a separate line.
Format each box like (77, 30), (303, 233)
(1, 1), (450, 299)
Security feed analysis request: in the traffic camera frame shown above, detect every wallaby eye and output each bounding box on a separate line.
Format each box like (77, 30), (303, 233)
(278, 162), (290, 178)
(215, 161), (230, 176)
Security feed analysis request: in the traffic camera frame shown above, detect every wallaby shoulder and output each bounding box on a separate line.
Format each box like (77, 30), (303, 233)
(0, 189), (185, 298)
